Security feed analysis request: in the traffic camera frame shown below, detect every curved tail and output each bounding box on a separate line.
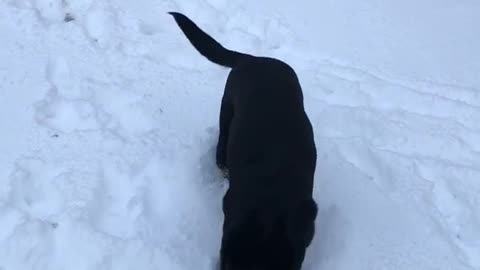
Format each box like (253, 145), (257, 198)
(168, 12), (252, 68)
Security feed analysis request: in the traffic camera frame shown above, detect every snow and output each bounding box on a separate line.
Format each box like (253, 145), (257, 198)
(0, 0), (479, 269)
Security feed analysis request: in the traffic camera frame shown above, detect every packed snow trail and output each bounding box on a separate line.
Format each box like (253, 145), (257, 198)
(1, 0), (479, 270)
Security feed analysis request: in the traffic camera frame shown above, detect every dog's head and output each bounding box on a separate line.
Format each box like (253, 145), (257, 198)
(221, 199), (317, 270)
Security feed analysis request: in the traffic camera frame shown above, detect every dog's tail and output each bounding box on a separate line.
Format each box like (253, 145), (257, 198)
(168, 12), (252, 68)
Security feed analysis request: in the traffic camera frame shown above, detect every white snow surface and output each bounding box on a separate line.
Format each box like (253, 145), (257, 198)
(1, 0), (480, 269)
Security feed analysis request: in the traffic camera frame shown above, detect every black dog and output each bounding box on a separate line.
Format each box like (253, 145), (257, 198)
(169, 12), (318, 270)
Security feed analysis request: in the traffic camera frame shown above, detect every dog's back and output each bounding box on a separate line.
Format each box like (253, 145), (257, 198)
(221, 56), (316, 212)
(169, 12), (317, 270)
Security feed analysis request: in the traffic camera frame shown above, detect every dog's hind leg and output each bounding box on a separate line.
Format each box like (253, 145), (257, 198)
(216, 95), (233, 178)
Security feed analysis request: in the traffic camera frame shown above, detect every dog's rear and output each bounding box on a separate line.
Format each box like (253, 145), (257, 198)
(169, 12), (317, 270)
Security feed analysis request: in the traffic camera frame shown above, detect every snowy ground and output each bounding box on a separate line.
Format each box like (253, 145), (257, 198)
(1, 0), (479, 269)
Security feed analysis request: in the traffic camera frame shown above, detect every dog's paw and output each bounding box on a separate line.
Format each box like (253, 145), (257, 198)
(215, 155), (227, 174)
(216, 152), (227, 170)
(219, 167), (229, 179)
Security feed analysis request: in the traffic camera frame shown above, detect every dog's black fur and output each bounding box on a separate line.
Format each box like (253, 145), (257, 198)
(169, 12), (318, 270)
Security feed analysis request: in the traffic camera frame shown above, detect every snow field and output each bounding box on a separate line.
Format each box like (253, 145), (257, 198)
(1, 0), (479, 269)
